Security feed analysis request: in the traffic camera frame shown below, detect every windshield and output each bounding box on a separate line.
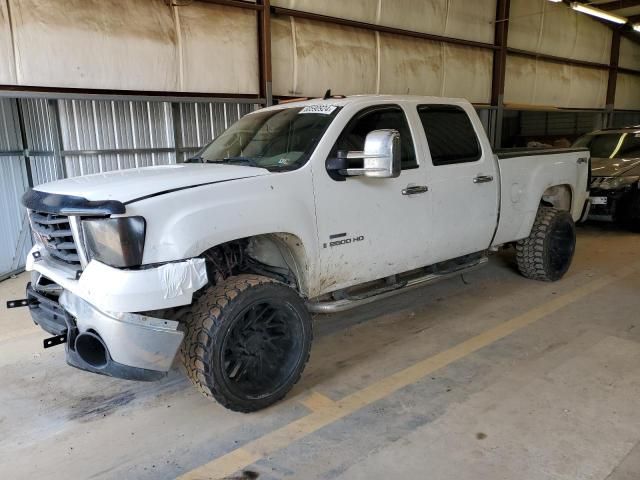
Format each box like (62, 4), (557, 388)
(573, 132), (640, 159)
(190, 106), (340, 171)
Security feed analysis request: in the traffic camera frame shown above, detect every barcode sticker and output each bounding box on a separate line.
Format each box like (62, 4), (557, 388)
(299, 105), (337, 115)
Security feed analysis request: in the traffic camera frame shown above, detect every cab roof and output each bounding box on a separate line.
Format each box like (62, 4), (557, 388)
(259, 94), (473, 111)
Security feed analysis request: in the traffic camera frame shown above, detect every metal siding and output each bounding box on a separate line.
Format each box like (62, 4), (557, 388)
(58, 99), (176, 176)
(0, 99), (31, 277)
(0, 156), (31, 276)
(177, 102), (256, 150)
(0, 99), (21, 150)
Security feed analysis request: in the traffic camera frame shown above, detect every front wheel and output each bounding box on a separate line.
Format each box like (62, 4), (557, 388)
(516, 206), (576, 282)
(181, 274), (312, 412)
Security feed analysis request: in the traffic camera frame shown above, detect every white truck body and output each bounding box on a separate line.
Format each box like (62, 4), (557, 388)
(19, 95), (589, 382)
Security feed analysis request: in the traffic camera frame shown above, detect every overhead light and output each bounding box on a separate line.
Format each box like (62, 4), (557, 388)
(548, 0), (563, 3)
(634, 23), (640, 32)
(570, 2), (628, 24)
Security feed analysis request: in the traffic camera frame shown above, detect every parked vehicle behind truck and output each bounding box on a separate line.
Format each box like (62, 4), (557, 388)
(12, 95), (590, 412)
(573, 126), (640, 230)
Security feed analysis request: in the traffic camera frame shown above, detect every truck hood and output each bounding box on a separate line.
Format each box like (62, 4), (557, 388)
(591, 157), (640, 178)
(34, 164), (270, 203)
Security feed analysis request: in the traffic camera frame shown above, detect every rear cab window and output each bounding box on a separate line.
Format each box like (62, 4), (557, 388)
(331, 104), (418, 171)
(417, 105), (481, 166)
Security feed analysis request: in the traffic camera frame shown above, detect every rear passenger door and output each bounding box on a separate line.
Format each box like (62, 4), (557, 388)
(416, 104), (499, 262)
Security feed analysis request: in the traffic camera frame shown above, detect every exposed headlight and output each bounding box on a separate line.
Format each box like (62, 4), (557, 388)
(596, 176), (639, 190)
(81, 216), (146, 268)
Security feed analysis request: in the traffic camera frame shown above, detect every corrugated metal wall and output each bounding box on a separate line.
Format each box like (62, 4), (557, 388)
(0, 97), (259, 279)
(0, 99), (31, 278)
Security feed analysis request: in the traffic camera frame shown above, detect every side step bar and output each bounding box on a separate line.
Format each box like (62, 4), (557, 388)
(307, 256), (488, 314)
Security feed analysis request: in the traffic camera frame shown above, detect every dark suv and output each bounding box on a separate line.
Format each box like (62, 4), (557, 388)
(574, 127), (640, 231)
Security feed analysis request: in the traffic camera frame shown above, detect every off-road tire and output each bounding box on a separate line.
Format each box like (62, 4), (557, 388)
(180, 274), (312, 412)
(516, 206), (576, 282)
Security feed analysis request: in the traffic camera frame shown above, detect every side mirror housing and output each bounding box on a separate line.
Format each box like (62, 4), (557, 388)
(327, 129), (401, 179)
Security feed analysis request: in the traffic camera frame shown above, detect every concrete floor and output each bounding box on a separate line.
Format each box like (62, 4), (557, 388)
(1, 223), (639, 480)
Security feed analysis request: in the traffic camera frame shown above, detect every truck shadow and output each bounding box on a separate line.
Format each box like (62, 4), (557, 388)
(292, 252), (523, 396)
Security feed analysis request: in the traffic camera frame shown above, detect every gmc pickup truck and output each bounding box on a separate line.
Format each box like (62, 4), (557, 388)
(13, 95), (590, 412)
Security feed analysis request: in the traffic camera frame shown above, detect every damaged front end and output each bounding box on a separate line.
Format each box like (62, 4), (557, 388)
(13, 189), (209, 381)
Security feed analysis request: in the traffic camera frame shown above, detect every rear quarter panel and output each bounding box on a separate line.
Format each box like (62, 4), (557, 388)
(492, 150), (589, 245)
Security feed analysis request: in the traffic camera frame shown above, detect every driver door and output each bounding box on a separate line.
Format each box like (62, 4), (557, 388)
(312, 104), (432, 294)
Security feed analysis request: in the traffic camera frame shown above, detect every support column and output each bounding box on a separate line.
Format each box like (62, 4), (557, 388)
(491, 0), (510, 149)
(605, 29), (621, 128)
(257, 0), (273, 106)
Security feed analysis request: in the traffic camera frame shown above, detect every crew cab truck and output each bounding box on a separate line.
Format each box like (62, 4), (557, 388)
(13, 95), (590, 412)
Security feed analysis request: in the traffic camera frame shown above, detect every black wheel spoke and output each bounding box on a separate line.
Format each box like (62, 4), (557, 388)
(221, 299), (302, 400)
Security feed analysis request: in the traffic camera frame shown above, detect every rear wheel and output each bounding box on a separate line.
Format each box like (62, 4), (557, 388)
(516, 206), (576, 282)
(181, 274), (312, 412)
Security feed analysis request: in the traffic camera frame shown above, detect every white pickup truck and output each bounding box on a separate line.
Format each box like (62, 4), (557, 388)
(13, 95), (590, 412)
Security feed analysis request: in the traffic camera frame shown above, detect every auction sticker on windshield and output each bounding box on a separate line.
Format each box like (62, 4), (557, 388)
(299, 105), (337, 115)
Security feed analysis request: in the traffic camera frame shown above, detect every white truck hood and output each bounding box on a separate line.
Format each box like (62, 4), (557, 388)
(34, 164), (270, 203)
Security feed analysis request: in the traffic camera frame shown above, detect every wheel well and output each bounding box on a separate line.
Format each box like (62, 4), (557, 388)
(541, 184), (572, 211)
(198, 234), (309, 295)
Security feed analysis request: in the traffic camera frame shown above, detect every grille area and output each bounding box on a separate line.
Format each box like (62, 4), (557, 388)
(29, 211), (81, 265)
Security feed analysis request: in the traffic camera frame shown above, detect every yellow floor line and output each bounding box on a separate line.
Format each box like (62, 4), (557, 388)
(179, 264), (638, 480)
(299, 391), (336, 412)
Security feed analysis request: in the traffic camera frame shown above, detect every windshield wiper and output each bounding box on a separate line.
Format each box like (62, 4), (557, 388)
(213, 156), (259, 167)
(186, 155), (204, 163)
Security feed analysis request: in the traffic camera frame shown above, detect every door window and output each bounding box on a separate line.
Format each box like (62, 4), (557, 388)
(417, 105), (481, 166)
(332, 105), (418, 170)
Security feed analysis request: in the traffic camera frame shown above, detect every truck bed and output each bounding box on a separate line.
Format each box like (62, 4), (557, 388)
(491, 147), (590, 246)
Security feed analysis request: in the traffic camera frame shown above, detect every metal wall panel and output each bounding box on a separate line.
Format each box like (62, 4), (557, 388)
(0, 99), (21, 150)
(519, 111), (600, 137)
(20, 99), (65, 185)
(611, 111), (640, 128)
(175, 102), (258, 161)
(0, 156), (31, 277)
(58, 100), (176, 176)
(0, 99), (30, 278)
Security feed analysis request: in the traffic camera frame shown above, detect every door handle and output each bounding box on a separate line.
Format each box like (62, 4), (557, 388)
(577, 157), (588, 164)
(402, 185), (429, 195)
(473, 175), (494, 184)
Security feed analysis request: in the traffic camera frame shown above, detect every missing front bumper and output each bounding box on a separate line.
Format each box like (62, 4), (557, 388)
(24, 281), (184, 381)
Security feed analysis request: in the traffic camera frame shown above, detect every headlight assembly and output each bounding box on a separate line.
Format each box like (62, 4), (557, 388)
(597, 176), (639, 190)
(81, 216), (146, 268)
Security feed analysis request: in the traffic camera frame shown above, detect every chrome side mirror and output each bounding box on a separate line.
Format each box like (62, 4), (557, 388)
(327, 129), (401, 179)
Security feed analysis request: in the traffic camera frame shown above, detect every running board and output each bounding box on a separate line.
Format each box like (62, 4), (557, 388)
(307, 256), (489, 314)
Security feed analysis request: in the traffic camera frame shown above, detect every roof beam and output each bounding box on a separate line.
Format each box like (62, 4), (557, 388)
(596, 0), (640, 11)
